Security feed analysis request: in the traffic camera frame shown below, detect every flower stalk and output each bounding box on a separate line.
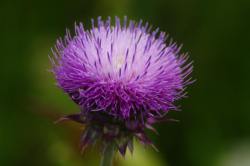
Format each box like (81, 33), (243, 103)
(100, 142), (116, 166)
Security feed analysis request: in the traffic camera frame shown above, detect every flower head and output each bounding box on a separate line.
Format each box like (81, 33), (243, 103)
(51, 16), (193, 155)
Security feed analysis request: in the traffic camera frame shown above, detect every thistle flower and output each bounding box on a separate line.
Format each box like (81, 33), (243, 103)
(50, 16), (193, 164)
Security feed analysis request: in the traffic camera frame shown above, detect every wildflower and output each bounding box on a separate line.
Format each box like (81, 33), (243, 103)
(50, 16), (193, 161)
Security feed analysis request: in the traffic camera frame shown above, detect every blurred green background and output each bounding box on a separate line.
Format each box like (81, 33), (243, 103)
(1, 0), (250, 166)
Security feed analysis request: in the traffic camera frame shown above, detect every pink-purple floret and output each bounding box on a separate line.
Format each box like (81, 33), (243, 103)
(51, 16), (193, 122)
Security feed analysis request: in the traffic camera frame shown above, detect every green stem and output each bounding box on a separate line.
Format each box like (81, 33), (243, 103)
(100, 143), (116, 166)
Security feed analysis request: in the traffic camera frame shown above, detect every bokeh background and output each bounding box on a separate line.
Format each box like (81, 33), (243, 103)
(1, 0), (250, 166)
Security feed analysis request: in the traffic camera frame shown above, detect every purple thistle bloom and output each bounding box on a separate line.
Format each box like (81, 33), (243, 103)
(51, 16), (193, 156)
